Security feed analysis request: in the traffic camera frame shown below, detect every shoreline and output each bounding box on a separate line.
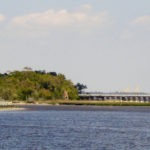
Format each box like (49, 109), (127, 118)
(1, 100), (150, 112)
(13, 103), (150, 112)
(0, 106), (26, 111)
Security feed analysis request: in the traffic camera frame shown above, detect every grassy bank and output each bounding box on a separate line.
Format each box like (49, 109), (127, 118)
(10, 99), (150, 106)
(44, 100), (150, 106)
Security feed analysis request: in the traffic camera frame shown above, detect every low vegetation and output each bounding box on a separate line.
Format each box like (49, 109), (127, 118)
(46, 100), (150, 106)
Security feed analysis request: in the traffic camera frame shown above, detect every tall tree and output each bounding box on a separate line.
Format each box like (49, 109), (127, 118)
(75, 83), (87, 94)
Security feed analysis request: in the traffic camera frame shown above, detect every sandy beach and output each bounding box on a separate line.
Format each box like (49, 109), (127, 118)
(0, 107), (26, 111)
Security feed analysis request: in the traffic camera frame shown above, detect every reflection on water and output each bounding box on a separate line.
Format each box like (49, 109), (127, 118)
(0, 109), (150, 150)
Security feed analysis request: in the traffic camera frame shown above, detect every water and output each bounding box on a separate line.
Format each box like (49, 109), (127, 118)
(0, 107), (150, 150)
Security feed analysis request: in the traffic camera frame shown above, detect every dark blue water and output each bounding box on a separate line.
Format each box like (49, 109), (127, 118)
(0, 109), (150, 150)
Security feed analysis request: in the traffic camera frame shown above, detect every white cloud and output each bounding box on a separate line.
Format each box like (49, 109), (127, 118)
(0, 14), (5, 22)
(121, 15), (150, 40)
(11, 7), (110, 29)
(131, 15), (150, 26)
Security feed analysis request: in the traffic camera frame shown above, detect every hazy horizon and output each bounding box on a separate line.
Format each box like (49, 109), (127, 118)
(0, 0), (150, 92)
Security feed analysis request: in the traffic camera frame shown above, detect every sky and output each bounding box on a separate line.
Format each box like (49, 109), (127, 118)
(0, 0), (150, 92)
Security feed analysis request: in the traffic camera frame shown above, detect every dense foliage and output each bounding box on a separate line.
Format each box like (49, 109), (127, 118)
(0, 70), (78, 101)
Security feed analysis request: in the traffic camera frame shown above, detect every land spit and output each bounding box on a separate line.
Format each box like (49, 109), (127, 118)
(13, 104), (150, 112)
(1, 100), (150, 111)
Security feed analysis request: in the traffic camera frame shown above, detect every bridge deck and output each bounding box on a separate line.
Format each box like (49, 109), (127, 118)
(79, 92), (150, 101)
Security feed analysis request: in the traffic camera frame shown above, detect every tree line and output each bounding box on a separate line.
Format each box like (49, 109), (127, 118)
(0, 69), (80, 101)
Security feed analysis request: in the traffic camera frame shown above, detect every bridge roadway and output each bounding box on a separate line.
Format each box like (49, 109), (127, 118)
(79, 92), (150, 102)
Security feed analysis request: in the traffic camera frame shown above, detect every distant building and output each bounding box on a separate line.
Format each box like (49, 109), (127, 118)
(23, 67), (33, 72)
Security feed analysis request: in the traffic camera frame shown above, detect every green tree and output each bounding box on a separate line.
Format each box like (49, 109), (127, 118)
(0, 69), (78, 100)
(18, 88), (33, 100)
(75, 83), (87, 94)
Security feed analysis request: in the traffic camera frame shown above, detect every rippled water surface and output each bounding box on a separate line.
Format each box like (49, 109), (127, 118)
(0, 108), (150, 150)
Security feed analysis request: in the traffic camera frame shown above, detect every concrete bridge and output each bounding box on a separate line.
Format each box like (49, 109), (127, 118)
(79, 92), (150, 102)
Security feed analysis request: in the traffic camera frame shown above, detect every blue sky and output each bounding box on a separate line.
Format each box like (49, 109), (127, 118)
(0, 0), (150, 92)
